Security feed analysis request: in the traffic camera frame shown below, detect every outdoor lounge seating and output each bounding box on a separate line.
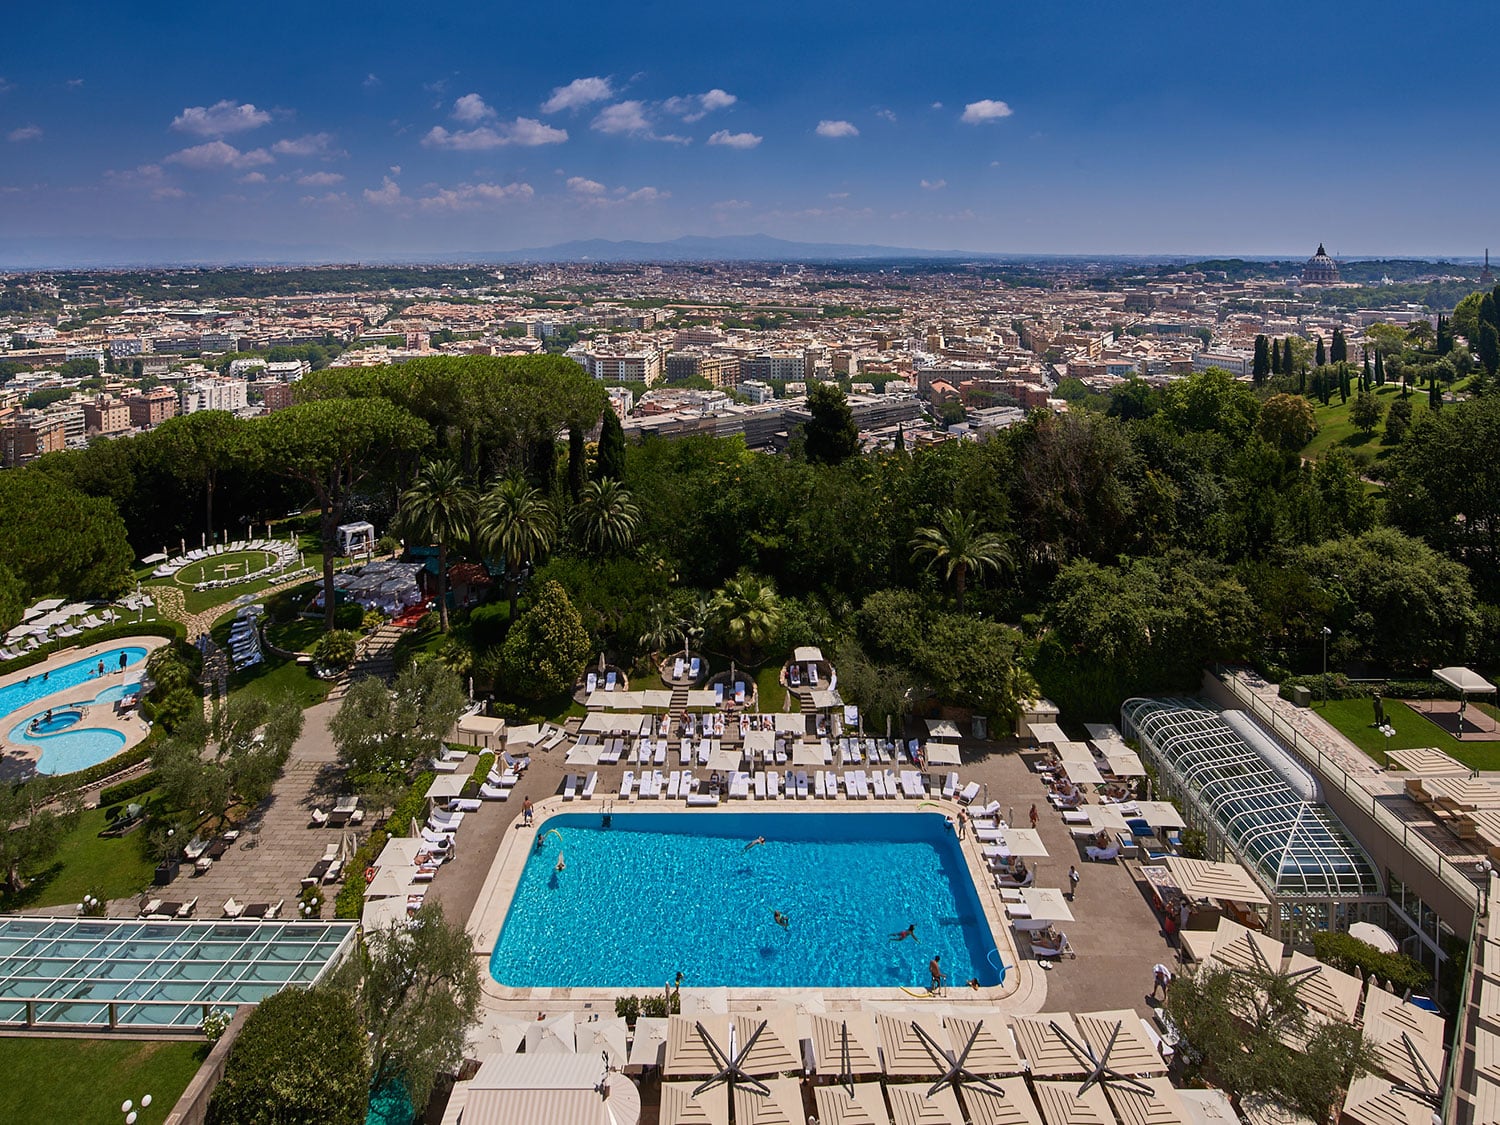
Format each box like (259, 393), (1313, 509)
(1086, 842), (1121, 862)
(223, 898), (244, 918)
(446, 798), (482, 813)
(501, 751), (530, 772)
(427, 809), (464, 833)
(957, 781), (981, 804)
(479, 782), (509, 800)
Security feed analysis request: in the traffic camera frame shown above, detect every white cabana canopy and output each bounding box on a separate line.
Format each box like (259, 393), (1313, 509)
(1435, 666), (1497, 695)
(1133, 801), (1186, 830)
(926, 718), (962, 739)
(773, 713), (805, 734)
(462, 1054), (641, 1125)
(1020, 887), (1074, 923)
(743, 729), (777, 754)
(793, 646), (824, 663)
(1060, 758), (1103, 785)
(427, 774), (468, 802)
(925, 743), (962, 766)
(983, 828), (1049, 858)
(1028, 723), (1068, 745)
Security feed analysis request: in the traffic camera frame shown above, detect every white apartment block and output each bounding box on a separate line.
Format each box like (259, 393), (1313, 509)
(569, 346), (663, 386)
(1191, 348), (1254, 377)
(181, 378), (249, 414)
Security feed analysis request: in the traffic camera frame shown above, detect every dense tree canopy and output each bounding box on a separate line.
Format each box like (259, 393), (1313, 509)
(0, 470), (134, 603)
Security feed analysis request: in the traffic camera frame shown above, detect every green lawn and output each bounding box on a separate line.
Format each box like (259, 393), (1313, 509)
(0, 1037), (208, 1124)
(208, 614), (333, 709)
(0, 799), (159, 912)
(1319, 697), (1500, 771)
(756, 664), (790, 711)
(1301, 384), (1428, 466)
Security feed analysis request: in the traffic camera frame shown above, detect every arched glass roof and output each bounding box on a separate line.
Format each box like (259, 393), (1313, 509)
(1122, 698), (1381, 900)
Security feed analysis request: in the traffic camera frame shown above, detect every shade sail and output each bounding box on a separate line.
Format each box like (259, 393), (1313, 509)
(660, 1081), (730, 1125)
(1073, 1010), (1168, 1076)
(943, 1014), (1024, 1074)
(1163, 857), (1270, 906)
(810, 1012), (883, 1076)
(814, 1082), (893, 1125)
(1032, 1080), (1116, 1125)
(959, 1076), (1043, 1125)
(1105, 1076), (1191, 1125)
(733, 1076), (805, 1125)
(926, 719), (963, 739)
(887, 1083), (966, 1125)
(925, 743), (962, 766)
(877, 1010), (951, 1076)
(1010, 1014), (1088, 1077)
(1435, 667), (1497, 695)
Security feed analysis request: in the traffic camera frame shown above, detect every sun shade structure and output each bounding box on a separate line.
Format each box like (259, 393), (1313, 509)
(1104, 1076), (1191, 1125)
(1072, 1011), (1168, 1077)
(1340, 1073), (1438, 1125)
(926, 719), (963, 740)
(732, 1075), (804, 1125)
(959, 1076), (1044, 1125)
(626, 1017), (669, 1071)
(1435, 667), (1497, 696)
(925, 743), (962, 766)
(1028, 723), (1068, 745)
(1163, 858), (1270, 906)
(887, 1082), (966, 1125)
(878, 1009), (953, 1076)
(810, 1012), (883, 1078)
(1383, 747), (1474, 777)
(1121, 699), (1381, 915)
(1200, 917), (1286, 975)
(459, 1053), (641, 1125)
(1284, 952), (1362, 1022)
(1032, 1080), (1117, 1125)
(942, 1014), (1024, 1074)
(660, 1081), (730, 1125)
(1010, 1014), (1088, 1077)
(0, 917), (355, 1030)
(814, 1081), (894, 1125)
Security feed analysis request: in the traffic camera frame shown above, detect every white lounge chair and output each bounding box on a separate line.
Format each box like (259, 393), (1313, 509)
(223, 898), (244, 919)
(479, 782), (509, 800)
(943, 773), (959, 800)
(619, 770), (635, 799)
(563, 774), (578, 801)
(754, 773), (767, 799)
(795, 770), (809, 799)
(872, 771), (887, 798)
(586, 672), (597, 694)
(673, 657), (685, 680)
(502, 751), (530, 771)
(448, 798), (482, 813)
(581, 771), (598, 799)
(605, 671), (617, 691)
(730, 771), (750, 800)
(668, 770), (682, 799)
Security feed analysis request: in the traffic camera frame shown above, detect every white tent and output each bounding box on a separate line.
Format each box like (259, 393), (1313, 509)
(926, 718), (963, 739)
(1435, 667), (1497, 695)
(461, 1054), (641, 1125)
(925, 743), (962, 767)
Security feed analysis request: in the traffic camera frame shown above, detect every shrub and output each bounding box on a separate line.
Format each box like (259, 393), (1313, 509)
(297, 883), (325, 919)
(614, 994), (640, 1024)
(208, 988), (370, 1125)
(98, 772), (158, 807)
(377, 534), (401, 555)
(313, 629), (359, 670)
(362, 608), (385, 632)
(202, 1008), (233, 1043)
(1311, 931), (1430, 992)
(462, 752), (494, 798)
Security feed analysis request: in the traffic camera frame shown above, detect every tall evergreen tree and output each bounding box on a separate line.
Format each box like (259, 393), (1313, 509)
(1252, 335), (1270, 386)
(1363, 353), (1372, 391)
(1479, 322), (1500, 377)
(1315, 336), (1326, 366)
(595, 406), (627, 481)
(1270, 336), (1282, 375)
(1429, 373), (1442, 409)
(1283, 337), (1295, 378)
(1375, 350), (1386, 386)
(1330, 327), (1347, 364)
(566, 426), (587, 501)
(1436, 314), (1452, 355)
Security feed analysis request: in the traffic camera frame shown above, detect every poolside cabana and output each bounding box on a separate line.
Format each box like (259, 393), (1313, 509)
(959, 1076), (1043, 1125)
(814, 1082), (893, 1125)
(452, 713), (507, 751)
(626, 1017), (669, 1072)
(926, 719), (963, 740)
(810, 1012), (883, 1078)
(925, 743), (962, 767)
(942, 1014), (1023, 1073)
(1163, 858), (1269, 907)
(886, 1082), (966, 1125)
(732, 1076), (804, 1125)
(577, 1017), (630, 1068)
(1009, 1014), (1088, 1077)
(1339, 1072), (1438, 1125)
(1032, 1080), (1117, 1125)
(660, 1081), (729, 1125)
(458, 1053), (641, 1125)
(877, 1009), (951, 1076)
(1105, 1076), (1192, 1125)
(1073, 1011), (1168, 1076)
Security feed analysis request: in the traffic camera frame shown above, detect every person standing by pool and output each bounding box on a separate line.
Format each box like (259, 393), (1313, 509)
(928, 955), (944, 992)
(522, 796), (533, 826)
(119, 652), (128, 674)
(1068, 865), (1080, 899)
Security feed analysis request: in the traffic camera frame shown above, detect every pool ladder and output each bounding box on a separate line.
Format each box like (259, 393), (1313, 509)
(601, 800), (614, 827)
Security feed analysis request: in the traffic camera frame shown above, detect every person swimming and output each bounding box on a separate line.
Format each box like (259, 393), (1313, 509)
(555, 854), (566, 872)
(890, 923), (917, 942)
(743, 836), (767, 852)
(773, 910), (789, 928)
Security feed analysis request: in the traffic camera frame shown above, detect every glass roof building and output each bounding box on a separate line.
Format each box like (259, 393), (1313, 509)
(0, 917), (357, 1030)
(1122, 698), (1381, 932)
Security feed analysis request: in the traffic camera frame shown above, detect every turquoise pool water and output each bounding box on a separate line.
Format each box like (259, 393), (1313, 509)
(489, 812), (1002, 990)
(1, 648), (148, 774)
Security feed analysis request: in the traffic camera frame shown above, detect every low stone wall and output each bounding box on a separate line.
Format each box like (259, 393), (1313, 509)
(163, 1006), (251, 1125)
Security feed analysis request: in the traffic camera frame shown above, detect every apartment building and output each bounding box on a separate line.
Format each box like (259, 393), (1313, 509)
(181, 378), (249, 414)
(83, 396), (131, 436)
(1, 412), (66, 467)
(127, 387), (179, 429)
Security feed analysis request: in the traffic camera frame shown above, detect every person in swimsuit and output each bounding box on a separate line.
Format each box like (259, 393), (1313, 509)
(890, 924), (917, 942)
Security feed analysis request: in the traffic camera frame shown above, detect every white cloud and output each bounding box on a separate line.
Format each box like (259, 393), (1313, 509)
(364, 176), (403, 205)
(363, 73), (381, 90)
(707, 129), (761, 149)
(0, 78), (13, 94)
(166, 140), (274, 170)
(152, 185), (187, 200)
(298, 171), (344, 186)
(930, 101), (944, 110)
(239, 171), (268, 184)
(451, 93), (495, 123)
(7, 125), (42, 142)
(876, 108), (898, 124)
(920, 178), (947, 190)
(106, 163), (165, 186)
(591, 100), (650, 135)
(828, 191), (850, 199)
(301, 191), (348, 206)
(418, 181), (534, 211)
(815, 120), (858, 138)
(542, 76), (614, 113)
(961, 99), (1013, 124)
(663, 88), (737, 122)
(171, 99), (272, 136)
(712, 198), (752, 210)
(422, 118), (567, 150)
(624, 185), (667, 202)
(272, 132), (338, 157)
(66, 78), (84, 89)
(567, 176), (607, 196)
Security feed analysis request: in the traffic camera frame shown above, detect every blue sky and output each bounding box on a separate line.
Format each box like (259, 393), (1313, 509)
(1, 0), (1496, 261)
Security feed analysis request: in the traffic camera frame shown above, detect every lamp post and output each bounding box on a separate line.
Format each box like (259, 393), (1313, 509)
(1478, 859), (1494, 917)
(1378, 723), (1396, 768)
(1321, 626), (1332, 708)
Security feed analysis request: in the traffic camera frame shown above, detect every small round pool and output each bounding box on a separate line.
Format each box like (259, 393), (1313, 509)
(29, 709), (83, 735)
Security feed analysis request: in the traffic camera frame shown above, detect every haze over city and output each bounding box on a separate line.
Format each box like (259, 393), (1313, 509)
(2, 0), (1497, 264)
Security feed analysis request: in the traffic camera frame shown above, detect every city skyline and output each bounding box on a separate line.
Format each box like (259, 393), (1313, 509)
(2, 0), (1497, 263)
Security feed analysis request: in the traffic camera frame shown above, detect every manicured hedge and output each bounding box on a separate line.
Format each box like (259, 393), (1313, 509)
(1, 620), (183, 677)
(1311, 930), (1431, 992)
(462, 752), (495, 798)
(98, 772), (159, 807)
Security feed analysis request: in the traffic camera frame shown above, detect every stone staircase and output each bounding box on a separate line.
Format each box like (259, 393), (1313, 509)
(348, 623), (403, 683)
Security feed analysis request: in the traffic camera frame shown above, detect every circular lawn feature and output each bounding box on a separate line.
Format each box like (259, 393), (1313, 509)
(172, 550), (280, 588)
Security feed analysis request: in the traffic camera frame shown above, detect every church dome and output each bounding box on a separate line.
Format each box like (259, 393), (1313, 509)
(1303, 243), (1341, 284)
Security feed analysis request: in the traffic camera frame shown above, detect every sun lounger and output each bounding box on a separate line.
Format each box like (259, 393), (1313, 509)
(943, 772), (959, 799)
(605, 671), (617, 691)
(957, 781), (980, 805)
(795, 770), (809, 799)
(730, 771), (750, 800)
(844, 770), (858, 798)
(177, 898), (197, 918)
(714, 683), (725, 706)
(447, 798), (481, 813)
(690, 656), (701, 678)
(754, 773), (767, 799)
(768, 771), (781, 799)
(563, 774), (578, 800)
(975, 825), (1005, 843)
(789, 664), (801, 686)
(420, 827), (453, 847)
(654, 741), (667, 766)
(686, 791), (718, 806)
(427, 810), (464, 833)
(856, 769), (870, 798)
(586, 672), (597, 694)
(502, 751), (530, 771)
(972, 799), (1001, 819)
(1061, 809), (1091, 825)
(994, 869), (1034, 888)
(808, 663), (819, 685)
(674, 657), (685, 679)
(487, 768), (519, 787)
(619, 770), (635, 799)
(735, 681), (746, 705)
(223, 898), (244, 919)
(479, 782), (509, 800)
(1086, 844), (1121, 862)
(668, 770), (682, 799)
(431, 757), (460, 773)
(815, 770), (829, 798)
(581, 771), (598, 799)
(872, 770), (887, 798)
(308, 807), (329, 827)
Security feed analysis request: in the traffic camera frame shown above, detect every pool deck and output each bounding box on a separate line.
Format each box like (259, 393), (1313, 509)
(467, 796), (1043, 1017)
(0, 636), (168, 779)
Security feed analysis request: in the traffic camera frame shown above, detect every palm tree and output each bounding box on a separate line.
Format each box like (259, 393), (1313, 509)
(477, 477), (557, 621)
(711, 574), (783, 660)
(400, 459), (475, 633)
(572, 478), (640, 555)
(909, 508), (1012, 614)
(639, 599), (683, 656)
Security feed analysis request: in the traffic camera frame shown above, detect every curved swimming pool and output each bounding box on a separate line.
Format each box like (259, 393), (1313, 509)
(1, 646), (149, 775)
(489, 811), (1001, 990)
(0, 647), (147, 716)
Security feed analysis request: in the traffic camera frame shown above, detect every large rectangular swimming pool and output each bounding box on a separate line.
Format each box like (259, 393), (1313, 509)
(489, 811), (1002, 990)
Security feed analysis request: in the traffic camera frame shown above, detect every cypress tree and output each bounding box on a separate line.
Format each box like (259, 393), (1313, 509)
(1252, 335), (1270, 386)
(1283, 337), (1295, 378)
(1331, 327), (1347, 364)
(1339, 366), (1350, 403)
(1315, 336), (1326, 366)
(1429, 373), (1442, 409)
(566, 426), (586, 501)
(1375, 350), (1386, 386)
(1479, 322), (1500, 377)
(595, 406), (627, 482)
(1481, 293), (1500, 335)
(894, 423), (906, 454)
(1436, 314), (1452, 354)
(1363, 353), (1372, 392)
(1270, 336), (1282, 375)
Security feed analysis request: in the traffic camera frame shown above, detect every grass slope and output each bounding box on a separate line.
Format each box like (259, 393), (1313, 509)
(0, 1037), (208, 1124)
(1318, 697), (1500, 771)
(1301, 384), (1429, 467)
(0, 799), (158, 912)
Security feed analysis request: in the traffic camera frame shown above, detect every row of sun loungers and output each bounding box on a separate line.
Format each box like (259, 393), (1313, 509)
(222, 897), (284, 919)
(139, 896), (198, 920)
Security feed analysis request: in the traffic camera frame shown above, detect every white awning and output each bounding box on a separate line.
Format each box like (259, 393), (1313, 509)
(1134, 800), (1186, 830)
(1435, 666), (1497, 695)
(1166, 857), (1270, 906)
(926, 718), (962, 739)
(1020, 888), (1074, 923)
(925, 743), (962, 766)
(1028, 723), (1068, 745)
